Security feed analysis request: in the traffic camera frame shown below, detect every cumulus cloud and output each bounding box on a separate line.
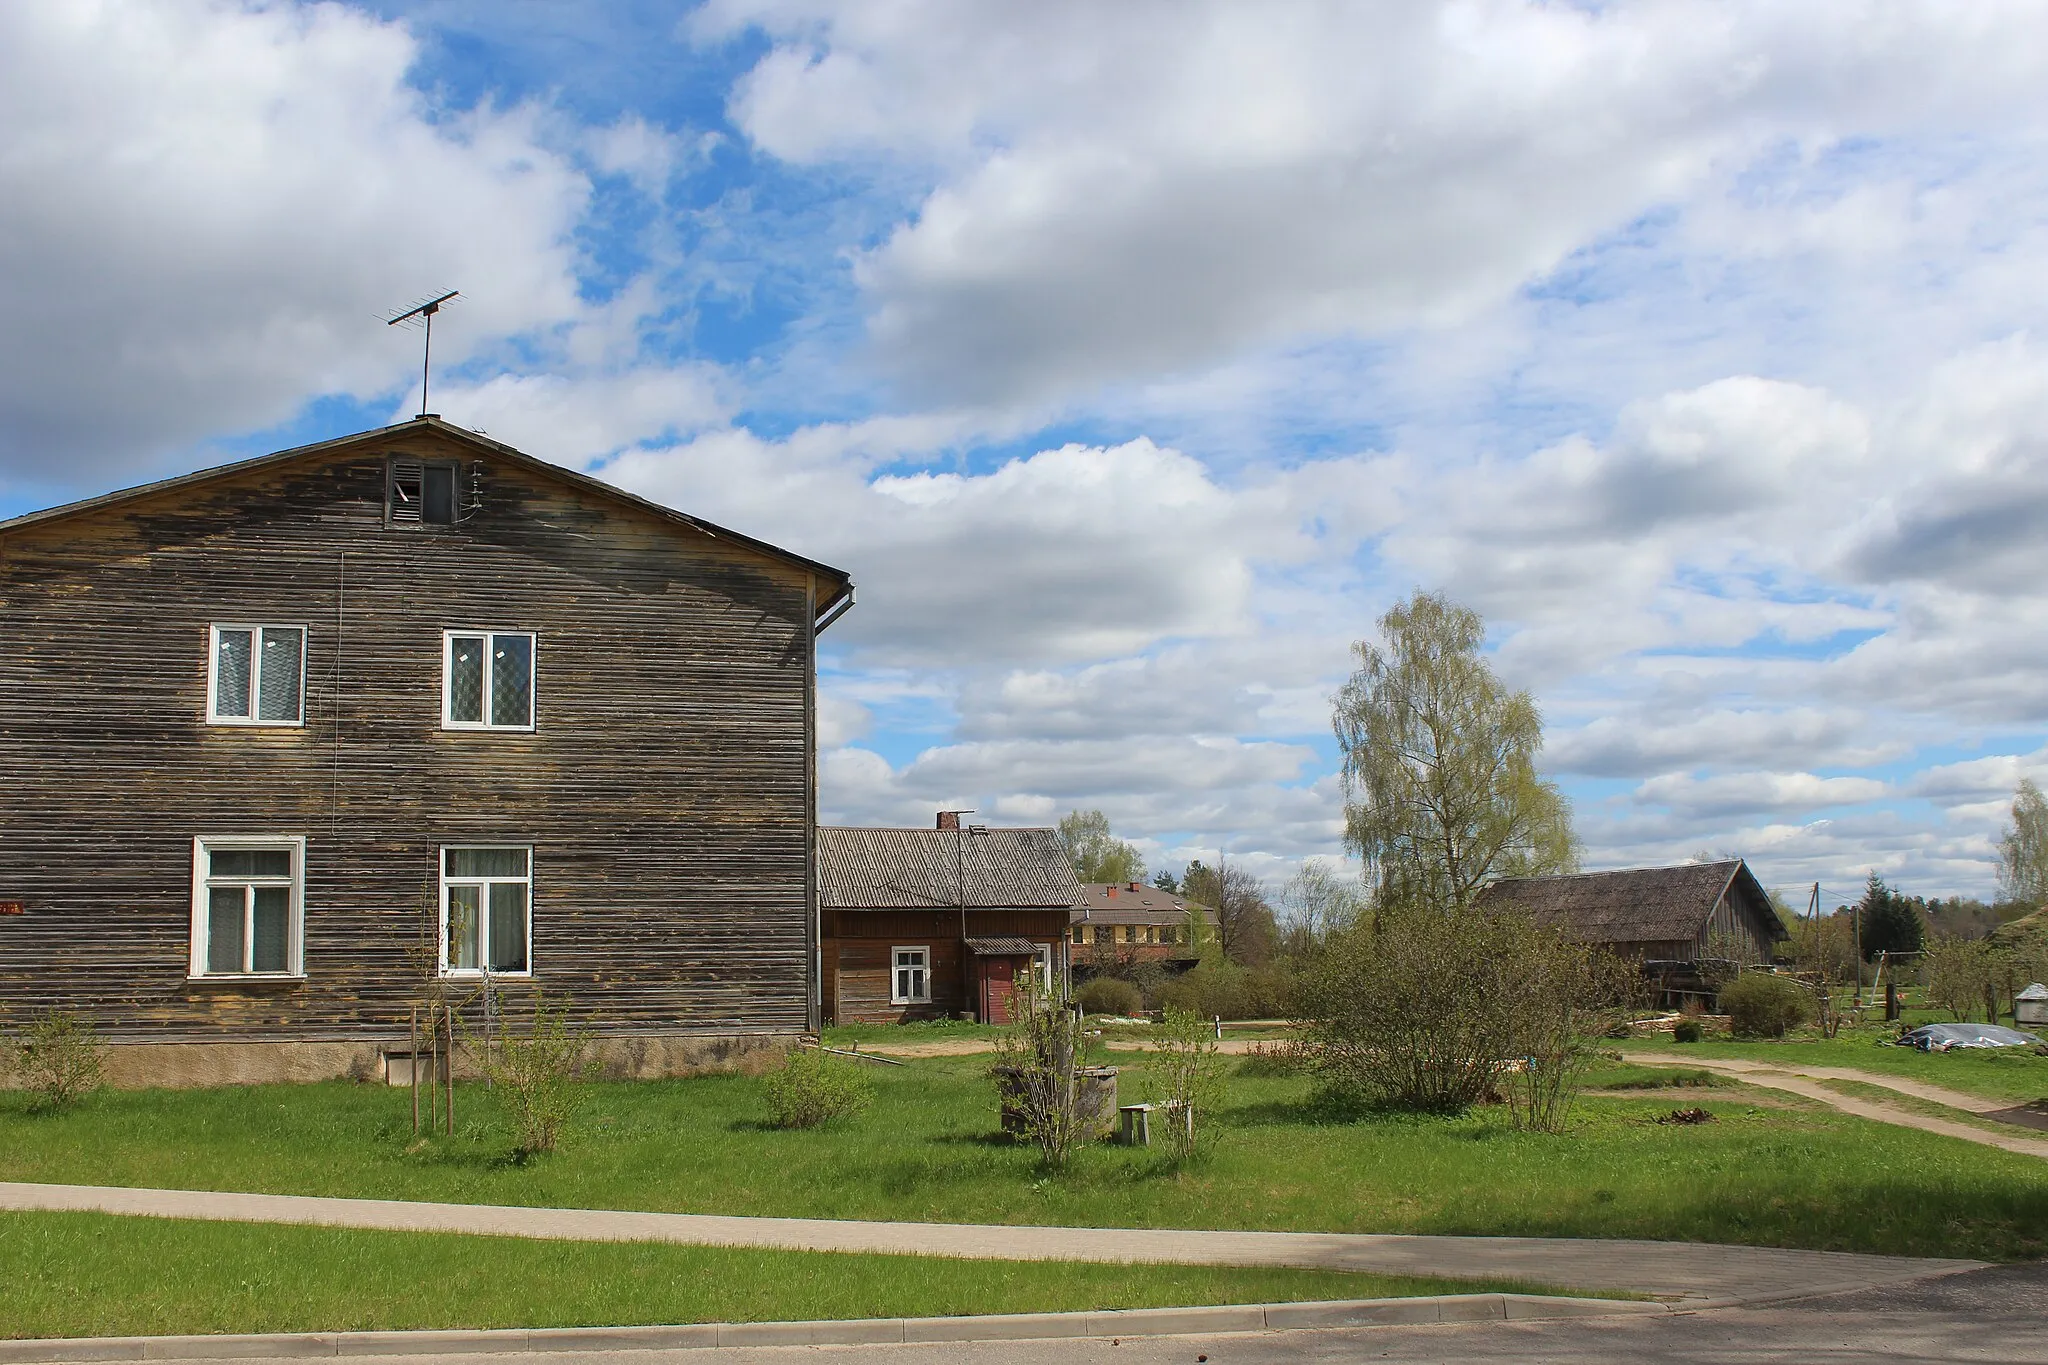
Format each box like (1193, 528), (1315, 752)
(0, 0), (588, 478)
(703, 0), (2048, 405)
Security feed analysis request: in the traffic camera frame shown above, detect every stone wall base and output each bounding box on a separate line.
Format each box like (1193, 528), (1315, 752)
(12, 1034), (799, 1090)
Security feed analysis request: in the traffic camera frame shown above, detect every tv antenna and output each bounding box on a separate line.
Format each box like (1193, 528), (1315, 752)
(385, 290), (460, 418)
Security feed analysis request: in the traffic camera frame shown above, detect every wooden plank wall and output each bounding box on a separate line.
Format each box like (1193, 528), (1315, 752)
(0, 429), (819, 1043)
(825, 909), (1068, 1024)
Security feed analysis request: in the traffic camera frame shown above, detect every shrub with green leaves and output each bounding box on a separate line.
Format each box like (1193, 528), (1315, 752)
(1719, 972), (1810, 1039)
(1672, 1019), (1704, 1044)
(1153, 1007), (1226, 1164)
(9, 1010), (105, 1113)
(765, 1047), (875, 1129)
(478, 990), (587, 1156)
(1076, 976), (1143, 1017)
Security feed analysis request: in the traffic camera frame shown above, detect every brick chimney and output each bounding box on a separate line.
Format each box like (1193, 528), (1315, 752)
(936, 811), (960, 830)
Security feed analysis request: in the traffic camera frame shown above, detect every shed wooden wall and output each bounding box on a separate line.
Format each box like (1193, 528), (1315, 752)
(0, 427), (821, 1043)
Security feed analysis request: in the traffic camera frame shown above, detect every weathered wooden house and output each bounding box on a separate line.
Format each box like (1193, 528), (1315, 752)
(1069, 881), (1216, 975)
(1477, 859), (1788, 1003)
(0, 416), (852, 1084)
(819, 816), (1082, 1025)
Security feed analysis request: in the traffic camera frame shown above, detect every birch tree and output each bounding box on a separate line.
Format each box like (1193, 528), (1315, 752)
(1333, 591), (1577, 910)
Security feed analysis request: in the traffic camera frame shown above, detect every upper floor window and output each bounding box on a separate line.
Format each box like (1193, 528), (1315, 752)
(387, 457), (460, 527)
(190, 836), (304, 978)
(443, 631), (535, 731)
(207, 625), (305, 726)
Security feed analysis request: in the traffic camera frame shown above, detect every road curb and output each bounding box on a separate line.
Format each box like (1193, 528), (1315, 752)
(0, 1293), (1672, 1360)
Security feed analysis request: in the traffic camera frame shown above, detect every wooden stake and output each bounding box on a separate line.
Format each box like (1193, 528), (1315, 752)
(409, 1004), (419, 1135)
(444, 1004), (455, 1136)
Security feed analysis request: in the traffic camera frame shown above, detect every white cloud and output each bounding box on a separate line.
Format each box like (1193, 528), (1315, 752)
(0, 0), (589, 477)
(704, 0), (2048, 405)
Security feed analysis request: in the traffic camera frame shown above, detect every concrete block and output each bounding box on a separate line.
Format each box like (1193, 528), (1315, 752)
(1086, 1307), (1268, 1338)
(0, 1340), (150, 1364)
(332, 1332), (527, 1357)
(716, 1318), (901, 1347)
(143, 1335), (337, 1360)
(1502, 1294), (1665, 1320)
(1263, 1297), (1444, 1329)
(521, 1326), (721, 1352)
(1434, 1294), (1511, 1322)
(904, 1311), (1102, 1343)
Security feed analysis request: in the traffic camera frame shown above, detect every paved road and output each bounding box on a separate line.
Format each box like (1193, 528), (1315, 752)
(0, 1181), (1978, 1304)
(1631, 1052), (2048, 1159)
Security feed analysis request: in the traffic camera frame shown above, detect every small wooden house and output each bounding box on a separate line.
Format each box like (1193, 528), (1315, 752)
(0, 416), (852, 1084)
(819, 817), (1082, 1025)
(1070, 882), (1216, 975)
(1477, 859), (1788, 1003)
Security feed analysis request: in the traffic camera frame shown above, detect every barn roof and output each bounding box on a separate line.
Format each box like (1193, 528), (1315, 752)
(1476, 859), (1788, 944)
(0, 415), (854, 623)
(819, 826), (1085, 910)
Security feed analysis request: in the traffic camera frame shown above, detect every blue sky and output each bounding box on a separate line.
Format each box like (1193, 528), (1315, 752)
(7, 0), (2048, 899)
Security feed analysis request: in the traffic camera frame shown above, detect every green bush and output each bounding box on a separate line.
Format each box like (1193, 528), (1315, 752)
(764, 1048), (875, 1129)
(1154, 961), (1294, 1021)
(9, 1010), (104, 1113)
(1719, 972), (1810, 1039)
(477, 989), (586, 1157)
(1672, 1020), (1704, 1044)
(1076, 976), (1143, 1017)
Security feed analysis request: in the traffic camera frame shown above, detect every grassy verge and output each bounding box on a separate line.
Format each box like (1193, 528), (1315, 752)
(1619, 1031), (2048, 1104)
(3, 1057), (2044, 1261)
(0, 1210), (1596, 1341)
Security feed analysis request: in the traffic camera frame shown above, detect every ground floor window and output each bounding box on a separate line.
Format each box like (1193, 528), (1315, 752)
(891, 946), (930, 1004)
(441, 846), (532, 976)
(190, 837), (304, 977)
(1036, 943), (1054, 988)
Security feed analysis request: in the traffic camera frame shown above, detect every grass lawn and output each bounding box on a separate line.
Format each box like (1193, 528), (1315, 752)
(1619, 1027), (2048, 1105)
(3, 1055), (2044, 1262)
(0, 1210), (1586, 1341)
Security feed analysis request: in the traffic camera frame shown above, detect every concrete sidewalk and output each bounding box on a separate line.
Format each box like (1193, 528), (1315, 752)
(0, 1181), (1980, 1304)
(1630, 1052), (2048, 1159)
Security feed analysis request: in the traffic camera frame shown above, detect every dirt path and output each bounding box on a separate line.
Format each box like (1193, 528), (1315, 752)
(1630, 1052), (2048, 1159)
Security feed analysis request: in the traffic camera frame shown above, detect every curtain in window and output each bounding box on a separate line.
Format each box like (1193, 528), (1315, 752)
(488, 883), (529, 972)
(446, 885), (482, 970)
(448, 637), (485, 723)
(446, 847), (528, 877)
(256, 628), (302, 722)
(207, 887), (245, 974)
(215, 630), (253, 718)
(490, 635), (532, 727)
(250, 887), (290, 972)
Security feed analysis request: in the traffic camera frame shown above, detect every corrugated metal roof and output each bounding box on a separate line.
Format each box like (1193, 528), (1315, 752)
(966, 937), (1043, 956)
(819, 826), (1085, 910)
(1476, 860), (1787, 944)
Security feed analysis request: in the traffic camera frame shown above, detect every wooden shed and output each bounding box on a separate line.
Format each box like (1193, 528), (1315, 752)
(1476, 859), (1788, 1002)
(819, 818), (1083, 1025)
(0, 416), (852, 1084)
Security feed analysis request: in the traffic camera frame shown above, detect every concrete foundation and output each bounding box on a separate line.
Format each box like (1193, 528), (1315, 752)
(16, 1034), (799, 1090)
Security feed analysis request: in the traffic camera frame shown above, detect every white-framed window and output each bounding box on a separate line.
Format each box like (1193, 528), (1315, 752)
(442, 631), (535, 731)
(440, 846), (532, 976)
(189, 836), (305, 978)
(207, 625), (306, 726)
(1035, 943), (1054, 988)
(891, 946), (930, 1004)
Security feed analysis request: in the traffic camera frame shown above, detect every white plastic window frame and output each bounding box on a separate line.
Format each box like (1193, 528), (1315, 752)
(440, 630), (537, 732)
(438, 845), (535, 979)
(188, 835), (307, 979)
(890, 945), (930, 1005)
(205, 624), (307, 727)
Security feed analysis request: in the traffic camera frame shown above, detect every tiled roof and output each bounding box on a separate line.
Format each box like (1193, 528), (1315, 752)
(819, 826), (1085, 910)
(1476, 860), (1787, 944)
(1076, 882), (1217, 919)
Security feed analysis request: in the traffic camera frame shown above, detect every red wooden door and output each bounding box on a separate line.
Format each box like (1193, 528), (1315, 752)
(979, 957), (1019, 1024)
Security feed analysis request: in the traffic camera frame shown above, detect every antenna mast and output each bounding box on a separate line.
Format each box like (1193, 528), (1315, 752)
(385, 290), (460, 418)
